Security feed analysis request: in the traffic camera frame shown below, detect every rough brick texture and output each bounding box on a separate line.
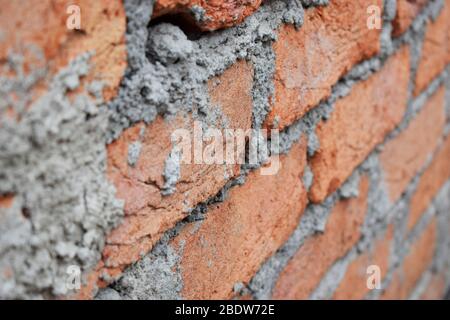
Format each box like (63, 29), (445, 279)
(0, 0), (449, 301)
(152, 0), (263, 31)
(0, 0), (127, 101)
(265, 0), (382, 129)
(414, 2), (450, 95)
(174, 139), (308, 299)
(97, 60), (254, 288)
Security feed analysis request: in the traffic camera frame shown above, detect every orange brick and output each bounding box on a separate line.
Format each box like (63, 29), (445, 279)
(414, 3), (450, 95)
(420, 273), (447, 299)
(392, 0), (429, 37)
(272, 176), (370, 300)
(153, 0), (262, 31)
(380, 87), (446, 203)
(0, 0), (127, 101)
(408, 135), (450, 231)
(265, 0), (381, 130)
(309, 47), (410, 203)
(333, 225), (394, 299)
(74, 60), (254, 297)
(173, 139), (308, 299)
(208, 60), (254, 131)
(381, 218), (437, 299)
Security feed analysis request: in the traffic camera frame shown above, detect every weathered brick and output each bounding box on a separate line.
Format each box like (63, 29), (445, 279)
(380, 87), (446, 203)
(381, 218), (437, 299)
(309, 47), (410, 203)
(173, 139), (308, 299)
(333, 225), (394, 299)
(0, 0), (127, 101)
(74, 60), (254, 297)
(265, 0), (382, 129)
(272, 176), (369, 299)
(414, 2), (449, 95)
(153, 0), (262, 31)
(408, 135), (450, 231)
(392, 0), (429, 37)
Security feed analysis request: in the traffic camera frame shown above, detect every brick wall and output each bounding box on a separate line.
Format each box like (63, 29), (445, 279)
(0, 0), (449, 300)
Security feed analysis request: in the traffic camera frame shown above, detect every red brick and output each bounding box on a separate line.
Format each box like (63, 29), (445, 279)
(380, 87), (446, 203)
(265, 0), (382, 130)
(208, 60), (254, 131)
(76, 60), (254, 297)
(309, 47), (410, 203)
(173, 139), (308, 299)
(414, 2), (450, 95)
(393, 0), (429, 37)
(0, 0), (127, 101)
(272, 176), (370, 300)
(153, 0), (262, 31)
(333, 225), (394, 299)
(408, 135), (450, 231)
(381, 218), (437, 299)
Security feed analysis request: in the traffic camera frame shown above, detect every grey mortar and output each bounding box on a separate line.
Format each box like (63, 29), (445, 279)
(0, 52), (124, 299)
(103, 219), (189, 300)
(109, 0), (306, 193)
(161, 147), (181, 196)
(95, 287), (123, 300)
(310, 251), (355, 300)
(300, 0), (328, 7)
(249, 195), (337, 299)
(127, 141), (142, 167)
(107, 0), (306, 143)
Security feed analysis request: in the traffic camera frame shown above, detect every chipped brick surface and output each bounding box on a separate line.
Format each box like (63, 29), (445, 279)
(0, 0), (127, 101)
(153, 0), (263, 31)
